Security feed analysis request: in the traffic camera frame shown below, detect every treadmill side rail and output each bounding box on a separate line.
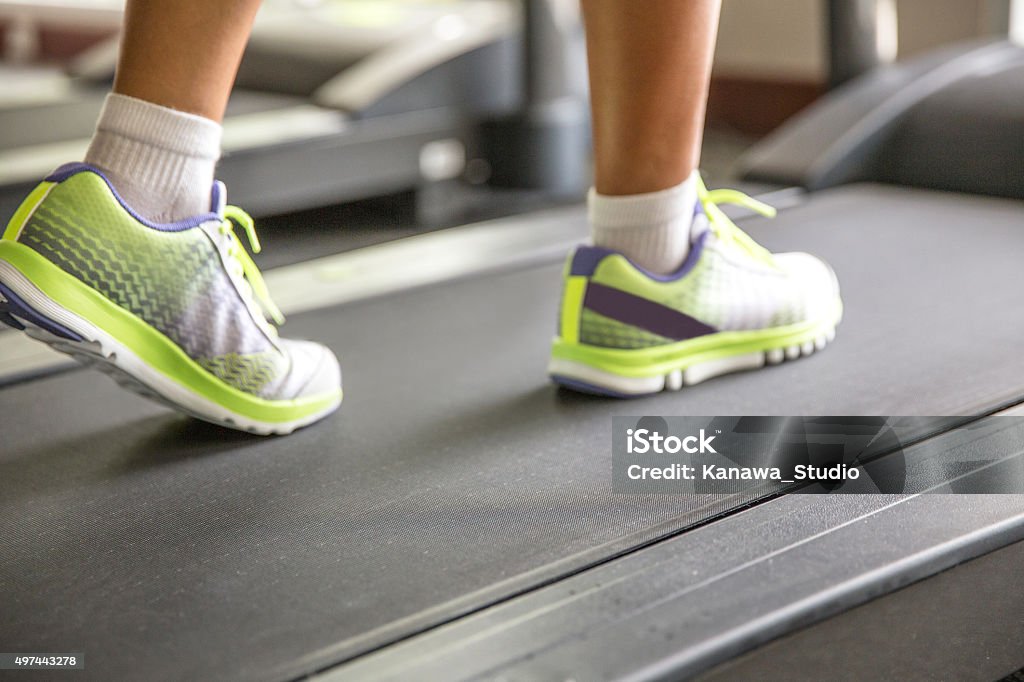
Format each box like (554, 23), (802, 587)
(324, 419), (1024, 681)
(313, 1), (517, 114)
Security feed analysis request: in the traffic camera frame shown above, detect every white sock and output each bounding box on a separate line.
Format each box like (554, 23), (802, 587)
(589, 171), (700, 275)
(84, 93), (222, 223)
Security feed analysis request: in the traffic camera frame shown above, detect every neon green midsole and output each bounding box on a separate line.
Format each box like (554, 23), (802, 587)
(0, 240), (341, 423)
(551, 302), (843, 379)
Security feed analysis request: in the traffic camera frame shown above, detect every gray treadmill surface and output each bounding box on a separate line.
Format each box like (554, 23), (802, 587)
(696, 539), (1024, 681)
(2, 184), (1024, 681)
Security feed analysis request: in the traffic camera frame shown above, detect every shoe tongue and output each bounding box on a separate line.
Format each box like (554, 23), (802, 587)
(210, 180), (228, 218)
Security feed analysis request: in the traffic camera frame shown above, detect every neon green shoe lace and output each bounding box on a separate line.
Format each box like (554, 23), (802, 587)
(221, 206), (285, 326)
(697, 176), (778, 266)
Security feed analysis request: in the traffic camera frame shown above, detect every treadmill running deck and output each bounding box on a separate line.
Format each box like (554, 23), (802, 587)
(1, 185), (1023, 681)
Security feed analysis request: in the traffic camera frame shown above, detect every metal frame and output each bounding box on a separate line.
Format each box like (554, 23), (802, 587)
(698, 539), (1024, 680)
(826, 0), (897, 87)
(314, 2), (517, 112)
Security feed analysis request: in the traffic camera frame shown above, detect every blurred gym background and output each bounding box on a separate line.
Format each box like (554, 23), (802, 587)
(0, 0), (1020, 266)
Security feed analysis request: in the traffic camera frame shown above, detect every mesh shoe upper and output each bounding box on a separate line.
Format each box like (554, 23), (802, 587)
(566, 206), (841, 350)
(14, 165), (338, 400)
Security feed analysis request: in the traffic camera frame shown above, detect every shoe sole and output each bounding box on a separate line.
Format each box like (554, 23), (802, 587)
(548, 306), (842, 398)
(0, 241), (341, 435)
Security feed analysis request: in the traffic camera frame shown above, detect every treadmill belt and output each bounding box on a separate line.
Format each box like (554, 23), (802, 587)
(2, 185), (1024, 681)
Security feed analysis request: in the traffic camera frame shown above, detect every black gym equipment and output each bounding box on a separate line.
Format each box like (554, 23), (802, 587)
(741, 1), (1024, 200)
(2, 1), (1024, 680)
(0, 0), (589, 219)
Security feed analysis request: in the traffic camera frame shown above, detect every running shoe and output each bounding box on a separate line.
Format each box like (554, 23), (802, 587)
(0, 163), (342, 434)
(550, 179), (842, 396)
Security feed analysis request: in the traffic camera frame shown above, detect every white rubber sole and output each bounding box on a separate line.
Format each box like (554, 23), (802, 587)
(0, 260), (340, 435)
(549, 326), (837, 397)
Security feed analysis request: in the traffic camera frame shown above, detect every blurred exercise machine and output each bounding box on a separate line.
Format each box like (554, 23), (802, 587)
(2, 1), (1024, 680)
(740, 0), (1024, 200)
(0, 0), (590, 218)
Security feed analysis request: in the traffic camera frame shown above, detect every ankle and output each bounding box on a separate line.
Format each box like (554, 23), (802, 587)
(589, 171), (700, 274)
(84, 93), (222, 223)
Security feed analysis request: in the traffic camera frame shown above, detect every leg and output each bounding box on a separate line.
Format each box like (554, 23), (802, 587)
(582, 0), (720, 196)
(115, 0), (261, 122)
(85, 0), (261, 223)
(581, 0), (720, 275)
(0, 0), (342, 433)
(550, 1), (842, 395)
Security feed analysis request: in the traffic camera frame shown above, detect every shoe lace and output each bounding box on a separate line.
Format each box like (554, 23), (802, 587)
(697, 176), (778, 266)
(218, 206), (286, 327)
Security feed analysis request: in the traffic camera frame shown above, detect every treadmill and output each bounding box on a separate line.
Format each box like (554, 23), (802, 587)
(2, 2), (1024, 681)
(738, 0), (1024, 201)
(0, 0), (590, 219)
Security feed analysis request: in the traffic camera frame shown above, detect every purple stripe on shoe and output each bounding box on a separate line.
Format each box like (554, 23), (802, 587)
(0, 282), (84, 342)
(45, 162), (220, 232)
(45, 162), (100, 184)
(584, 282), (716, 341)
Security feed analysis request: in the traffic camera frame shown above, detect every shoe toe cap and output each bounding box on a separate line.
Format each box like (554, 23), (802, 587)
(277, 338), (342, 399)
(774, 251), (841, 321)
